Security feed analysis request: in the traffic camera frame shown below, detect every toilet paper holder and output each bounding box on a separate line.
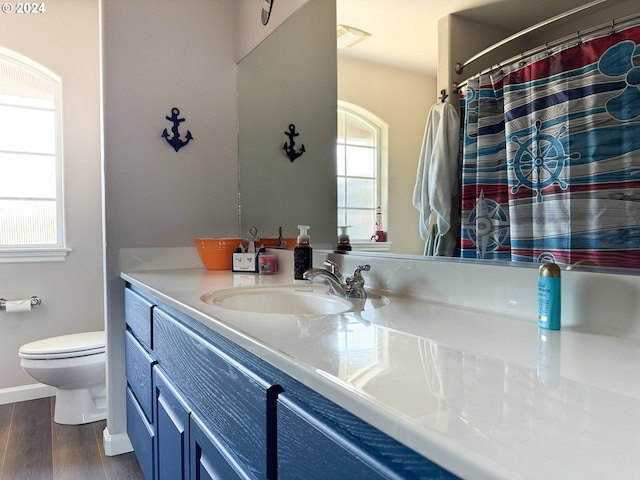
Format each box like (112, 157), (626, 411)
(0, 296), (41, 311)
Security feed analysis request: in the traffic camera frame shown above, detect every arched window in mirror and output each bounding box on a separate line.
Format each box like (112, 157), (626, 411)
(0, 48), (65, 259)
(337, 102), (388, 241)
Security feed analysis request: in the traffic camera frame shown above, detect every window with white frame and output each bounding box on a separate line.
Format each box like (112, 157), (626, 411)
(337, 102), (387, 241)
(0, 49), (65, 259)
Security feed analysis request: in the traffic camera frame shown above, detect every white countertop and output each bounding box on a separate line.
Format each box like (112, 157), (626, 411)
(121, 265), (640, 480)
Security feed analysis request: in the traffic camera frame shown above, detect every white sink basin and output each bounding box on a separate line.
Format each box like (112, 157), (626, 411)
(201, 284), (354, 315)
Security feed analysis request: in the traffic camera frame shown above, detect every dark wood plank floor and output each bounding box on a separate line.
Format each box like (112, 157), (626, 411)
(0, 397), (145, 480)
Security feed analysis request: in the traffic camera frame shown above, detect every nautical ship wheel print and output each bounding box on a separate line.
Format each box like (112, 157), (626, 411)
(537, 252), (557, 264)
(508, 121), (574, 202)
(466, 191), (510, 258)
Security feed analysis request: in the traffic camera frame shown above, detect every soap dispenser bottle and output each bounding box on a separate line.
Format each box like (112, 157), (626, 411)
(337, 225), (352, 252)
(294, 225), (312, 280)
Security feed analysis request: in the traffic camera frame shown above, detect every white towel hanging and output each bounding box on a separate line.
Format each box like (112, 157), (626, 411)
(412, 102), (460, 239)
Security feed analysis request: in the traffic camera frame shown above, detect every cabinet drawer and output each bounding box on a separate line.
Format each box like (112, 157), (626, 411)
(153, 308), (280, 479)
(126, 387), (154, 480)
(125, 287), (155, 350)
(125, 330), (155, 423)
(277, 393), (411, 480)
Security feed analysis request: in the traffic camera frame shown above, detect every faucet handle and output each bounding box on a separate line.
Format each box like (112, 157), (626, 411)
(352, 264), (371, 279)
(345, 264), (370, 298)
(323, 259), (342, 278)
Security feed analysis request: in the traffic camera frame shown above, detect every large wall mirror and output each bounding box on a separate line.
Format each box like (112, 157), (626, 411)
(238, 0), (640, 270)
(238, 0), (337, 248)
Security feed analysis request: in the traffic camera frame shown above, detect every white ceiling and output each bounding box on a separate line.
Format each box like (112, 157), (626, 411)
(336, 0), (618, 76)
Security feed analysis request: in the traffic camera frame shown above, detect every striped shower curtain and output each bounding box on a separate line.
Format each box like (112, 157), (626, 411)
(460, 22), (640, 268)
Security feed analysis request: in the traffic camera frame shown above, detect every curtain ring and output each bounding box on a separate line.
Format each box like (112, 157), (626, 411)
(610, 19), (615, 35)
(519, 52), (527, 68)
(576, 30), (582, 45)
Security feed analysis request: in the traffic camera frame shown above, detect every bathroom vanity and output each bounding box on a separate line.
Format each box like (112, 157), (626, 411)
(124, 284), (454, 479)
(121, 248), (640, 479)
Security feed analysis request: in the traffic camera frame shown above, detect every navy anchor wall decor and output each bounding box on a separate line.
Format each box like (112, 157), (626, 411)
(162, 107), (193, 152)
(283, 124), (305, 162)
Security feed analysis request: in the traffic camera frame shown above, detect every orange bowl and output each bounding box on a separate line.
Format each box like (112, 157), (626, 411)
(195, 238), (243, 270)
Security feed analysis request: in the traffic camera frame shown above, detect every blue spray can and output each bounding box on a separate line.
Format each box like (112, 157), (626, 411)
(538, 263), (561, 330)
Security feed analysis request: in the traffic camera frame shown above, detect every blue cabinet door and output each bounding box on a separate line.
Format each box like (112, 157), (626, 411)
(190, 412), (247, 480)
(127, 386), (155, 480)
(153, 307), (281, 479)
(153, 366), (190, 480)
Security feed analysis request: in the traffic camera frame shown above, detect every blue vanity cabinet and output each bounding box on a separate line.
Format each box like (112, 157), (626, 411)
(124, 284), (457, 480)
(153, 366), (190, 480)
(152, 306), (282, 480)
(124, 287), (158, 480)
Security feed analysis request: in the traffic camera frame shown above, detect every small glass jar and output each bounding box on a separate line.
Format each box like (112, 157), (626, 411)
(258, 254), (277, 275)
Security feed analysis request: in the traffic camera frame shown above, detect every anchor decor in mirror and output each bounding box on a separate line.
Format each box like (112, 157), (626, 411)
(261, 0), (274, 26)
(283, 123), (305, 162)
(162, 107), (193, 152)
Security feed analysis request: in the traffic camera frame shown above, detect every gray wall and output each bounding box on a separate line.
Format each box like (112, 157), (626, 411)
(102, 0), (238, 445)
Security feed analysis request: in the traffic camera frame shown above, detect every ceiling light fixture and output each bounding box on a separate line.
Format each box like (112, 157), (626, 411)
(336, 24), (372, 49)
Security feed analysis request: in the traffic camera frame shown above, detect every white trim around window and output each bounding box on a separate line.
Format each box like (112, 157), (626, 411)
(0, 47), (68, 262)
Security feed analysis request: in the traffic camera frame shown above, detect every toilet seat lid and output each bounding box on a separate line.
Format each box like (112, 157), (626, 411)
(19, 331), (105, 359)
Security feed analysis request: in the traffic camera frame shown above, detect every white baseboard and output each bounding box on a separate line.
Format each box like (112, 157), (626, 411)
(103, 426), (133, 456)
(0, 383), (56, 405)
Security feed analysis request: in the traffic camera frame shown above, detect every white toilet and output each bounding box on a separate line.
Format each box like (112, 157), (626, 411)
(19, 331), (106, 425)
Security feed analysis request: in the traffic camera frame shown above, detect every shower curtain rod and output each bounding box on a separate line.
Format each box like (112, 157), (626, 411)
(453, 10), (640, 93)
(454, 0), (608, 76)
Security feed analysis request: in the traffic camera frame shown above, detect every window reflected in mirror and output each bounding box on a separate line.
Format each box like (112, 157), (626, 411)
(337, 102), (388, 241)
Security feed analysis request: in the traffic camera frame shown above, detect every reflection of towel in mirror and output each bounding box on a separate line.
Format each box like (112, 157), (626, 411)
(425, 224), (456, 256)
(412, 102), (460, 239)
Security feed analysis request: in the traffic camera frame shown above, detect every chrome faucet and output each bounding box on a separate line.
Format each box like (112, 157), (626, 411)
(303, 260), (347, 297)
(303, 260), (371, 299)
